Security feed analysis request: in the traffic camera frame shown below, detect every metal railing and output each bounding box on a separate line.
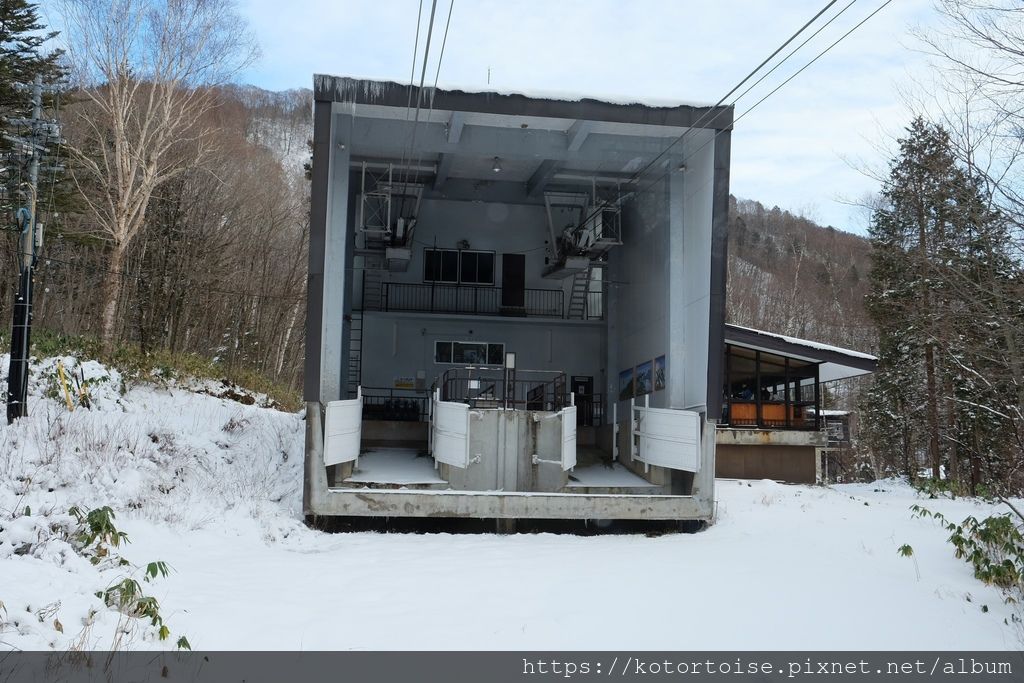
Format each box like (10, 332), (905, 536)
(377, 282), (566, 318)
(721, 400), (820, 430)
(361, 387), (430, 422)
(441, 367), (569, 411)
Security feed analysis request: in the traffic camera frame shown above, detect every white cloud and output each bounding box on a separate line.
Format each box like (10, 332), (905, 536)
(50, 0), (944, 233)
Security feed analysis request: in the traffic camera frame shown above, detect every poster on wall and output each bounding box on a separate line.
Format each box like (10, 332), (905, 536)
(654, 355), (666, 391)
(618, 367), (634, 401)
(635, 360), (653, 396)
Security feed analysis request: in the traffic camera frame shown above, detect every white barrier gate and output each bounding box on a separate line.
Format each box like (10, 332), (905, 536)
(631, 398), (701, 473)
(560, 405), (577, 471)
(431, 389), (471, 468)
(323, 388), (363, 466)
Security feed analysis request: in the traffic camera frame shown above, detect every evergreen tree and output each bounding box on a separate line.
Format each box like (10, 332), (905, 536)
(0, 0), (65, 218)
(864, 117), (1018, 493)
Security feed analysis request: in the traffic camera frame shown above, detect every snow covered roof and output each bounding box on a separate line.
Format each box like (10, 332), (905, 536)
(724, 324), (877, 383)
(313, 74), (733, 130)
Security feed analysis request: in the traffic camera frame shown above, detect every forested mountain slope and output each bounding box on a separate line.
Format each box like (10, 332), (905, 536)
(726, 196), (875, 354)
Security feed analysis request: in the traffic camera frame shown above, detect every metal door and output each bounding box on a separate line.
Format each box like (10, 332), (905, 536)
(632, 405), (701, 472)
(323, 390), (363, 466)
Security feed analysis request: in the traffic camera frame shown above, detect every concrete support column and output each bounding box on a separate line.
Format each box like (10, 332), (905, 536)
(323, 124), (352, 403)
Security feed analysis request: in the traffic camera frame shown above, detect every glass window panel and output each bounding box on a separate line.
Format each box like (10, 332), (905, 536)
(453, 342), (487, 364)
(477, 252), (494, 285)
(441, 250), (459, 282)
(487, 343), (504, 365)
(434, 341), (452, 363)
(424, 249), (440, 281)
(460, 251), (477, 283)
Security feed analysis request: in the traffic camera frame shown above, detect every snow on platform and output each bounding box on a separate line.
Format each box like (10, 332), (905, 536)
(344, 448), (446, 485)
(565, 463), (658, 488)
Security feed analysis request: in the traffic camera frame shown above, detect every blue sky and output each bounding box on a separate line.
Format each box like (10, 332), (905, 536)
(49, 0), (941, 233)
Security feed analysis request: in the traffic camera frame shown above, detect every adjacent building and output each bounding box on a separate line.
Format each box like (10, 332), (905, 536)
(716, 324), (876, 483)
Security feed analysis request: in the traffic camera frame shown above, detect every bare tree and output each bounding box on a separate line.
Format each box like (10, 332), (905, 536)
(915, 0), (1024, 218)
(58, 0), (257, 349)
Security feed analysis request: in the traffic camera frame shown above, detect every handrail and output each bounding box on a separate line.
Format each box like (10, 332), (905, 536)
(441, 367), (569, 411)
(362, 386), (429, 422)
(378, 282), (570, 319)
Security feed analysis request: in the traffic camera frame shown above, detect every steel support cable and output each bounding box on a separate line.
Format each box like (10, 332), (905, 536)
(664, 0), (897, 210)
(569, 0), (844, 234)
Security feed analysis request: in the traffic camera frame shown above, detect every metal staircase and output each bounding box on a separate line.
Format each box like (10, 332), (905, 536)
(567, 266), (592, 319)
(362, 268), (384, 311)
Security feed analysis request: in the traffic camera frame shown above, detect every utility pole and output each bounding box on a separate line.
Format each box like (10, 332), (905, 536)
(5, 74), (60, 423)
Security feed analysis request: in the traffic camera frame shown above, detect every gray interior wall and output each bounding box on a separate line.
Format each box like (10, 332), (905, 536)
(381, 199), (554, 290)
(607, 173), (671, 411)
(359, 312), (605, 391)
(675, 130), (715, 413)
(604, 130), (715, 415)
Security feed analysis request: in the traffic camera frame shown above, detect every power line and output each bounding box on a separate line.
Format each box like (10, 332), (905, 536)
(563, 0), (847, 246)
(730, 0), (858, 108)
(614, 0), (842, 195)
(431, 0), (455, 95)
(397, 0), (440, 202)
(397, 0), (426, 180)
(407, 0), (455, 202)
(735, 0), (894, 130)
(608, 0), (895, 223)
(671, 0), (896, 209)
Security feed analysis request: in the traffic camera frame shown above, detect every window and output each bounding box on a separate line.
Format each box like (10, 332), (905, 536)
(435, 341), (505, 366)
(424, 249), (495, 285)
(435, 341), (453, 364)
(424, 249), (459, 283)
(460, 251), (495, 285)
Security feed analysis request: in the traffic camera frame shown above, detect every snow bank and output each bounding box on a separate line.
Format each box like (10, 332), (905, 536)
(1, 353), (1021, 651)
(0, 353), (304, 650)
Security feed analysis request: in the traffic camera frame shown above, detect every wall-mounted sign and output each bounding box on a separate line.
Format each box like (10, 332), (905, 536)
(654, 355), (666, 392)
(635, 360), (653, 396)
(618, 367), (634, 401)
(393, 377), (416, 390)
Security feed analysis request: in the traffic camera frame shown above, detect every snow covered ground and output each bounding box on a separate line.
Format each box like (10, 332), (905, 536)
(1, 355), (1021, 651)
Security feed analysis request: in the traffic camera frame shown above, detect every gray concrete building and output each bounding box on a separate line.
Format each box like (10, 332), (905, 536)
(304, 75), (733, 525)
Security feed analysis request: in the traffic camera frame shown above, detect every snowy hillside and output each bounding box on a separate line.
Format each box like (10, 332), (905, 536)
(1, 356), (1021, 650)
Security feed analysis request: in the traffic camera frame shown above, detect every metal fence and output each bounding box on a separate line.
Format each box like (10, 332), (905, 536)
(441, 368), (569, 412)
(361, 387), (430, 422)
(379, 282), (565, 318)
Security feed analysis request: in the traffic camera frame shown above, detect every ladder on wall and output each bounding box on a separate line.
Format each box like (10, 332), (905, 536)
(347, 312), (363, 399)
(567, 265), (593, 319)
